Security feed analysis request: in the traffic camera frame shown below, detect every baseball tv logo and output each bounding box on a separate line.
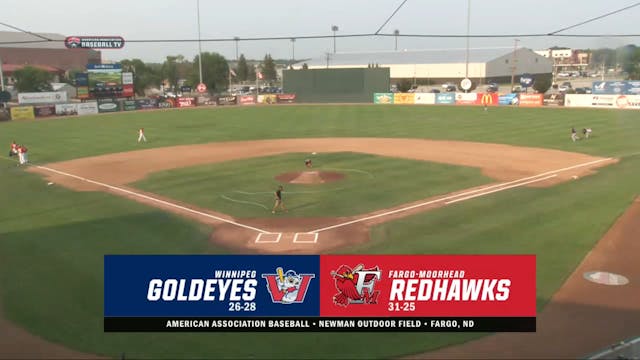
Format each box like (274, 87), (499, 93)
(262, 267), (315, 304)
(65, 36), (81, 48)
(331, 264), (381, 306)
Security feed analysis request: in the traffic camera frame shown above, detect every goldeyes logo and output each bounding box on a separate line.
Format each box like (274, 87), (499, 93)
(331, 263), (381, 306)
(262, 267), (315, 304)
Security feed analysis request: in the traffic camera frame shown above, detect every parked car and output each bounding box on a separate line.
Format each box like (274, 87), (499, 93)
(511, 85), (523, 93)
(486, 83), (499, 93)
(430, 89), (441, 93)
(558, 82), (572, 92)
(442, 83), (457, 92)
(575, 87), (592, 94)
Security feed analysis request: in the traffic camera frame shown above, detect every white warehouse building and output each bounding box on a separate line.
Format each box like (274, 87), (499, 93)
(294, 48), (552, 85)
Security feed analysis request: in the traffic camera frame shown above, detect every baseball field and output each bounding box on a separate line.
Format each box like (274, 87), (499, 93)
(1, 104), (639, 359)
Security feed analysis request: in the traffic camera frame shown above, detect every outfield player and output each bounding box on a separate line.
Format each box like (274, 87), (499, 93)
(585, 128), (592, 139)
(272, 185), (287, 214)
(138, 128), (147, 143)
(571, 127), (579, 142)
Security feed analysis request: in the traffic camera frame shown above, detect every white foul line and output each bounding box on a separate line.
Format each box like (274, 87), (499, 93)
(309, 157), (613, 233)
(444, 175), (557, 204)
(32, 163), (270, 233)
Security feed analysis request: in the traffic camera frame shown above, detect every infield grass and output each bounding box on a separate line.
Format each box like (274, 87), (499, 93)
(1, 105), (639, 359)
(132, 152), (493, 218)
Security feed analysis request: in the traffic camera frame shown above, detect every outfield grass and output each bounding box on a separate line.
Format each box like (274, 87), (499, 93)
(0, 105), (639, 359)
(132, 152), (492, 218)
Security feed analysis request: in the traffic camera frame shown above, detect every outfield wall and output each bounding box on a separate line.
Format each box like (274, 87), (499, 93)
(283, 68), (390, 103)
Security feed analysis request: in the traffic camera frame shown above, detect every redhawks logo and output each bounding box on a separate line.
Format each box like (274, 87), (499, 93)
(616, 95), (628, 108)
(331, 264), (381, 306)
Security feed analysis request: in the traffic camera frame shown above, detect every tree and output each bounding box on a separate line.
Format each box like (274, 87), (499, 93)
(247, 65), (256, 81)
(302, 63), (309, 70)
(533, 75), (552, 94)
(236, 54), (249, 82)
(161, 56), (180, 90)
(13, 66), (54, 92)
(191, 52), (229, 92)
(120, 59), (162, 96)
(261, 54), (277, 81)
(397, 79), (412, 92)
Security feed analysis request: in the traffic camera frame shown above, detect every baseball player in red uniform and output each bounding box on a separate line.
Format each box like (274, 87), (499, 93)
(17, 145), (28, 165)
(9, 141), (18, 157)
(138, 128), (147, 143)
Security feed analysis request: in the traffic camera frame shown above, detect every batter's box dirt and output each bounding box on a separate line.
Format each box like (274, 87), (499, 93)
(254, 232), (282, 243)
(293, 232), (319, 243)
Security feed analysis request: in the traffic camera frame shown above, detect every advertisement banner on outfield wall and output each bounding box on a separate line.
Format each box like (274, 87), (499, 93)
(517, 94), (543, 107)
(216, 96), (237, 106)
(373, 93), (394, 104)
(55, 103), (78, 116)
(592, 81), (629, 95)
(158, 99), (174, 109)
(122, 100), (137, 111)
(565, 94), (640, 109)
(103, 254), (536, 333)
(476, 93), (498, 106)
(197, 96), (216, 106)
(543, 93), (564, 106)
(18, 91), (68, 104)
(238, 95), (256, 105)
(10, 106), (35, 120)
(77, 101), (99, 115)
(627, 81), (640, 95)
(135, 98), (158, 109)
(98, 99), (121, 113)
(499, 93), (519, 105)
(276, 94), (296, 103)
(176, 97), (196, 108)
(393, 93), (415, 105)
(34, 104), (56, 117)
(454, 92), (478, 105)
(413, 93), (436, 104)
(257, 94), (277, 104)
(435, 93), (455, 104)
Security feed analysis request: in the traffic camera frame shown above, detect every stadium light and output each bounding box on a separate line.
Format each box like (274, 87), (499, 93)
(0, 57), (4, 91)
(291, 38), (296, 63)
(331, 25), (339, 53)
(464, 0), (471, 80)
(196, 0), (203, 84)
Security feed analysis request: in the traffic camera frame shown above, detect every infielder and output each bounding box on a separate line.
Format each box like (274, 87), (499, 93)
(272, 185), (287, 214)
(8, 141), (17, 157)
(17, 145), (28, 165)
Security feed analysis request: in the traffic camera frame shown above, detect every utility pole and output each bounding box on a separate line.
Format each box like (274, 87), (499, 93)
(510, 38), (520, 91)
(325, 52), (331, 68)
(234, 37), (239, 61)
(394, 29), (400, 51)
(331, 25), (339, 53)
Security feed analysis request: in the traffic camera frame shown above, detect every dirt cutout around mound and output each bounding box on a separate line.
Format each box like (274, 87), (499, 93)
(411, 197), (640, 359)
(275, 171), (345, 184)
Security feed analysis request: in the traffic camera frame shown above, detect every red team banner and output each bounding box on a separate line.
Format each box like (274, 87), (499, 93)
(319, 255), (535, 317)
(518, 94), (543, 107)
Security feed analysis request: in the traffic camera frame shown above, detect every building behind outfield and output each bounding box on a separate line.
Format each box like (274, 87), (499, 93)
(0, 31), (101, 73)
(293, 48), (552, 86)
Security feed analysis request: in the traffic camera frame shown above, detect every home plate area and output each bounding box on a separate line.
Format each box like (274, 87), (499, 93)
(254, 232), (318, 244)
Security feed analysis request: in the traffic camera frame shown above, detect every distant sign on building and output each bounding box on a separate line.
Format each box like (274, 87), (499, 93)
(65, 36), (125, 49)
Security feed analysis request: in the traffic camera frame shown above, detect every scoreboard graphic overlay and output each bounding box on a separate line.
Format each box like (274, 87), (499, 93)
(104, 255), (536, 332)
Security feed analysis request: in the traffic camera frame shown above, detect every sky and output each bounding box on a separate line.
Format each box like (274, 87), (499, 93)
(2, 0), (639, 63)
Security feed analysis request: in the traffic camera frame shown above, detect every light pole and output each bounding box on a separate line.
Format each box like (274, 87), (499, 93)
(234, 37), (239, 61)
(0, 57), (5, 91)
(510, 38), (520, 91)
(394, 29), (399, 51)
(290, 38), (296, 64)
(331, 25), (339, 53)
(464, 0), (471, 80)
(196, 0), (203, 84)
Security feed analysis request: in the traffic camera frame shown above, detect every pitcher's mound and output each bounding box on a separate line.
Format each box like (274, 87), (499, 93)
(275, 171), (345, 185)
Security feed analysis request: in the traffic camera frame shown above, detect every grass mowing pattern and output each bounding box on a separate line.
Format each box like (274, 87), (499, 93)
(132, 152), (492, 218)
(0, 105), (639, 358)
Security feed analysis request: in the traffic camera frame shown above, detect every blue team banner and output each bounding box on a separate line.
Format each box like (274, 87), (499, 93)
(499, 93), (519, 105)
(104, 255), (320, 317)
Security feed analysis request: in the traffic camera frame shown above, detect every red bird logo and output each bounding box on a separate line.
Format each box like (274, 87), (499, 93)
(331, 263), (381, 307)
